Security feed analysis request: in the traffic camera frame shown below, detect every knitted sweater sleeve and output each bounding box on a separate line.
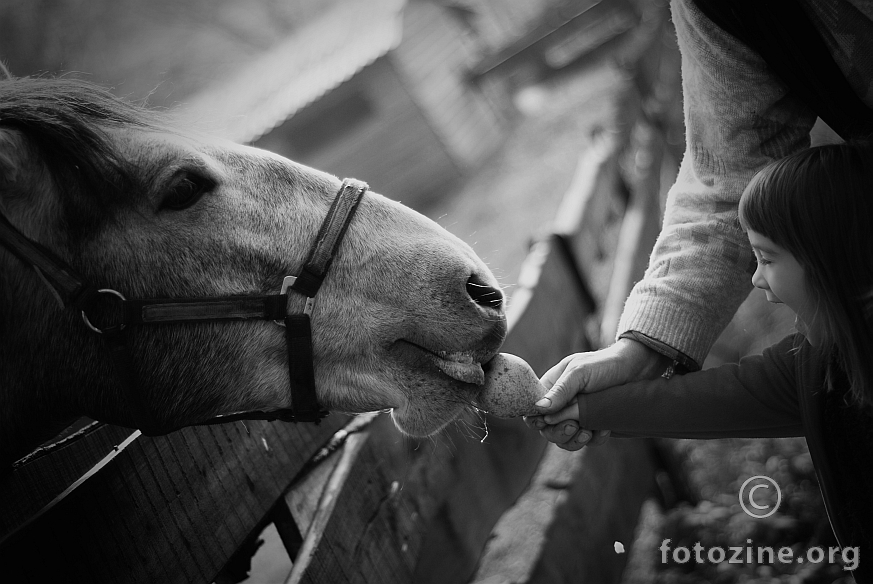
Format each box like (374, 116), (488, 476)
(616, 0), (818, 369)
(577, 334), (805, 439)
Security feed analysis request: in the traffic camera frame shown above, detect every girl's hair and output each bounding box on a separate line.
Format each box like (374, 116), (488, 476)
(739, 141), (873, 408)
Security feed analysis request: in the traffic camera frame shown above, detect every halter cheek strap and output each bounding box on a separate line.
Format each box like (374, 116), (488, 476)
(0, 178), (369, 433)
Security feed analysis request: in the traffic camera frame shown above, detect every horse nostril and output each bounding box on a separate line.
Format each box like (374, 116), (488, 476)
(466, 275), (503, 310)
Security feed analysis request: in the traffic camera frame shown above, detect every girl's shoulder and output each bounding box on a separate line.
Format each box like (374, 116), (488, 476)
(763, 332), (809, 357)
(762, 333), (840, 404)
(762, 333), (826, 376)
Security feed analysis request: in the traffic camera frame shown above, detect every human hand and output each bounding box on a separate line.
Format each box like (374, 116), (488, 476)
(523, 338), (672, 450)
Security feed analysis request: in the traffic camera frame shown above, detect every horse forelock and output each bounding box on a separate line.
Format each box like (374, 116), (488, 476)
(0, 77), (165, 237)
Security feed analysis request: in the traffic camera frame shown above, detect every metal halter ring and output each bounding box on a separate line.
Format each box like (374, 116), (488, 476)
(81, 288), (127, 334)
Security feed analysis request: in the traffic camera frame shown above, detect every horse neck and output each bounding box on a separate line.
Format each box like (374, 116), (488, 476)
(0, 289), (120, 466)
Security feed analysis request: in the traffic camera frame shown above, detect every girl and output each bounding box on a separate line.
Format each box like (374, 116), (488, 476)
(537, 141), (873, 580)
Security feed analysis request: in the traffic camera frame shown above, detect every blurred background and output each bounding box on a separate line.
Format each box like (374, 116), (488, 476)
(1, 1), (840, 581)
(0, 0), (652, 285)
(0, 0), (639, 209)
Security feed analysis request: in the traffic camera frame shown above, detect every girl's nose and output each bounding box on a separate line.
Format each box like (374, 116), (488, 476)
(751, 265), (767, 290)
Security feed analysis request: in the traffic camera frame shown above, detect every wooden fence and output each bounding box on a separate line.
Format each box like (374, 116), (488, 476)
(0, 3), (681, 582)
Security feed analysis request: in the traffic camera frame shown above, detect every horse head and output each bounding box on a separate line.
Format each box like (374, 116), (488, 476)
(0, 77), (506, 464)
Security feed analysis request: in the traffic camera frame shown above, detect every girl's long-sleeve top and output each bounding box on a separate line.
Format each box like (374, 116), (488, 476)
(578, 334), (804, 439)
(577, 334), (873, 582)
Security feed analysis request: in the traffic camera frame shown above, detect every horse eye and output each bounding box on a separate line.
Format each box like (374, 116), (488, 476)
(161, 172), (214, 211)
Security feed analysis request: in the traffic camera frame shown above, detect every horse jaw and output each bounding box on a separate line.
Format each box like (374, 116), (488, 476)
(304, 192), (507, 437)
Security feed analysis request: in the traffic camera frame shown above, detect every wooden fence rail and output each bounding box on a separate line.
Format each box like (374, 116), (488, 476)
(0, 3), (680, 582)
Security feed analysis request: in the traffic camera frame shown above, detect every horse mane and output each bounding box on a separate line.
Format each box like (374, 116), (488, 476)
(0, 76), (198, 459)
(0, 76), (165, 233)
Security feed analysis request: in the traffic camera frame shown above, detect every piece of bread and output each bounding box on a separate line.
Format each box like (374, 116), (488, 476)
(476, 353), (547, 418)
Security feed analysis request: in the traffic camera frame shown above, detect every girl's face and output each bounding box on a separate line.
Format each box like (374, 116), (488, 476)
(747, 229), (819, 345)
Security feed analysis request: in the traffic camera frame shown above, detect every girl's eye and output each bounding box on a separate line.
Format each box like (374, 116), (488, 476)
(757, 258), (772, 266)
(161, 172), (214, 211)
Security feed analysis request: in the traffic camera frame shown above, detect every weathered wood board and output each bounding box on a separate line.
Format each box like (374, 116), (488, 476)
(1, 415), (348, 583)
(1, 422), (135, 545)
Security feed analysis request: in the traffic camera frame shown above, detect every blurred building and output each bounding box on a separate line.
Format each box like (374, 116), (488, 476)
(1, 0), (639, 208)
(184, 0), (508, 206)
(468, 0), (639, 90)
(184, 0), (638, 206)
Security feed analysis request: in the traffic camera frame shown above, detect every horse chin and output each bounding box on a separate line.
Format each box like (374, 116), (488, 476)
(389, 383), (474, 438)
(384, 339), (496, 437)
(390, 405), (462, 438)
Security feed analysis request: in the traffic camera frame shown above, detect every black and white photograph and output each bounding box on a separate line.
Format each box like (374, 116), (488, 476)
(2, 0), (872, 582)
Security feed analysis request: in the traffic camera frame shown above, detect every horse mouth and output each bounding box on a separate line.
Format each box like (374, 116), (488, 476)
(430, 349), (485, 385)
(394, 340), (486, 385)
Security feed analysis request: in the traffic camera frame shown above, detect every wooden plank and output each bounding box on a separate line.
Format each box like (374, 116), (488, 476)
(553, 100), (641, 311)
(407, 232), (597, 584)
(0, 415), (349, 583)
(291, 414), (441, 584)
(470, 128), (667, 582)
(177, 426), (243, 561)
(470, 437), (659, 584)
(469, 12), (678, 579)
(0, 421), (136, 543)
(525, 440), (658, 583)
(600, 119), (666, 345)
(284, 446), (344, 534)
(272, 499), (304, 560)
(503, 236), (595, 367)
(287, 429), (369, 584)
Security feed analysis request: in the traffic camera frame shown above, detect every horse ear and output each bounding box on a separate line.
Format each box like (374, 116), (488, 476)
(0, 128), (48, 210)
(0, 128), (27, 189)
(0, 64), (17, 187)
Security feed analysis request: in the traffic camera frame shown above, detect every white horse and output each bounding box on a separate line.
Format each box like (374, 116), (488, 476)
(0, 77), (506, 466)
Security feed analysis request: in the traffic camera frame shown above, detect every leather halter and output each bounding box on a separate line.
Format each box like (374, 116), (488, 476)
(0, 178), (368, 434)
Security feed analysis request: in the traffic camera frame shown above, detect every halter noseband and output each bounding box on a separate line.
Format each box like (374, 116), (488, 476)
(0, 178), (368, 434)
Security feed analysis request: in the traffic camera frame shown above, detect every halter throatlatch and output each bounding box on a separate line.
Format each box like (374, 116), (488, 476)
(0, 178), (369, 434)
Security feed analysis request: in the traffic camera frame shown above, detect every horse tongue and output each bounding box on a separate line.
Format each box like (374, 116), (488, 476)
(435, 359), (485, 385)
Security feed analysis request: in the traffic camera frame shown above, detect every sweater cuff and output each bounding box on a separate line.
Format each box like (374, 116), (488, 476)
(618, 330), (696, 374)
(617, 290), (728, 371)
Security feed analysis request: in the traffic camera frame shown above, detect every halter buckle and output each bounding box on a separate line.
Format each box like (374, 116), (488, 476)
(274, 275), (314, 326)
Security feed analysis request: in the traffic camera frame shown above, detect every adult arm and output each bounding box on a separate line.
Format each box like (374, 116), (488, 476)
(527, 0), (820, 447)
(531, 0), (873, 448)
(617, 0), (819, 369)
